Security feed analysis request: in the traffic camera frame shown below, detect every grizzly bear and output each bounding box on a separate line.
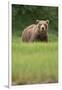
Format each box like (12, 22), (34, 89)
(22, 20), (49, 42)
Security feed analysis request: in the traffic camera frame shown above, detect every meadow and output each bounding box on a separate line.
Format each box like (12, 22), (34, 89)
(12, 34), (58, 85)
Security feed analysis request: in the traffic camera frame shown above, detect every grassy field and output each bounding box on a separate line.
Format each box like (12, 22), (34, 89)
(12, 35), (58, 85)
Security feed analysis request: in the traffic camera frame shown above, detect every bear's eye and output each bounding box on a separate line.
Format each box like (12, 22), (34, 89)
(44, 24), (47, 29)
(44, 24), (46, 26)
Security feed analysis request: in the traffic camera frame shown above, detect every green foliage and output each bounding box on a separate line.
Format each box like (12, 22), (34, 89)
(12, 4), (58, 36)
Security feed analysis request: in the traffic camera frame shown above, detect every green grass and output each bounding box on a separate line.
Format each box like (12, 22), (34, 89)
(12, 36), (58, 85)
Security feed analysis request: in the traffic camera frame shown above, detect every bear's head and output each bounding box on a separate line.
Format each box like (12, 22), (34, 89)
(36, 20), (49, 33)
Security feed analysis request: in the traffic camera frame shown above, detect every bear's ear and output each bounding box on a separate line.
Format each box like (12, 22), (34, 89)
(36, 20), (40, 23)
(46, 20), (49, 24)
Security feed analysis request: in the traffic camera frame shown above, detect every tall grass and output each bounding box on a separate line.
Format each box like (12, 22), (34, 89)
(12, 36), (58, 85)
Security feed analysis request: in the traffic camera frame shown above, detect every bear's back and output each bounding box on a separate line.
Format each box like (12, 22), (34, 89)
(22, 24), (36, 42)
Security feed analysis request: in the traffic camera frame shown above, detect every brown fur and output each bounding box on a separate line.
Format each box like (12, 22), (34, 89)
(21, 20), (49, 42)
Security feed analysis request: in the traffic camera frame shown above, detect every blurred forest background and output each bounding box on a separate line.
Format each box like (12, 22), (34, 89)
(12, 4), (58, 41)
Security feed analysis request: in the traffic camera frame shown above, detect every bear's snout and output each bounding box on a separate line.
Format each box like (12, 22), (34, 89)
(40, 24), (45, 31)
(42, 27), (44, 30)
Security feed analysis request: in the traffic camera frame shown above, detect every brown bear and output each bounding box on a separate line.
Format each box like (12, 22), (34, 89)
(21, 20), (49, 42)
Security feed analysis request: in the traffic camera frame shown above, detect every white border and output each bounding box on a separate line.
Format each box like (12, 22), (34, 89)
(8, 0), (62, 89)
(8, 1), (12, 88)
(9, 0), (61, 7)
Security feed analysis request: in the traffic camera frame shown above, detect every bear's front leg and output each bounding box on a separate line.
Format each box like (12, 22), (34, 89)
(43, 35), (48, 42)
